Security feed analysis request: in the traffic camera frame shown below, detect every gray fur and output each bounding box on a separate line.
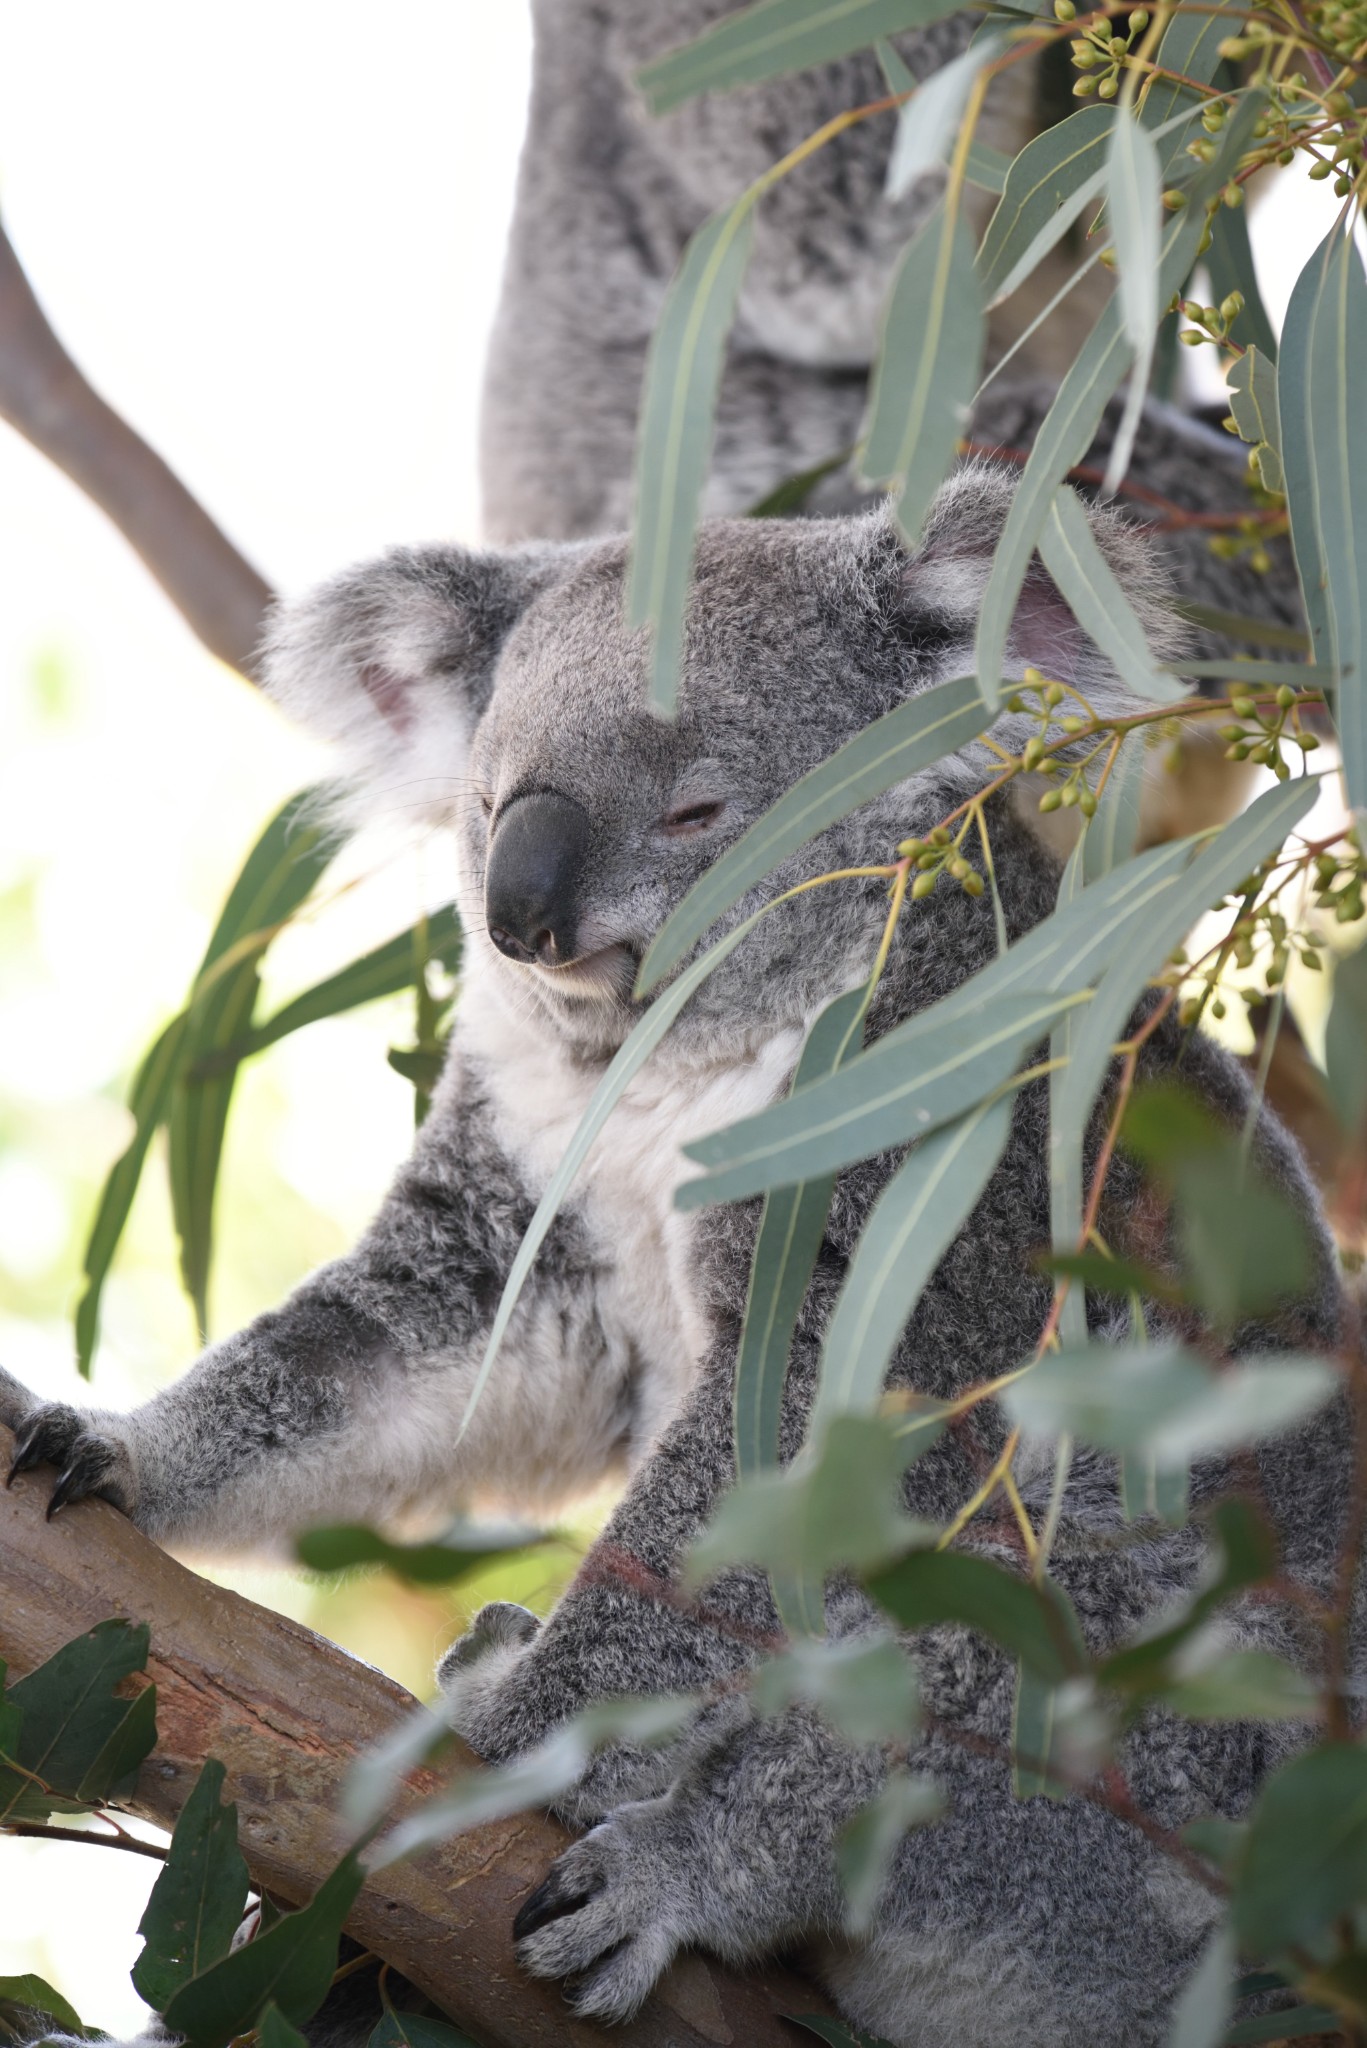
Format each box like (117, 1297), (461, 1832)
(2, 476), (1347, 2046)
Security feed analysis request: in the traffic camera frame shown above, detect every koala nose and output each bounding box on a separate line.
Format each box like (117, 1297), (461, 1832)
(485, 790), (592, 967)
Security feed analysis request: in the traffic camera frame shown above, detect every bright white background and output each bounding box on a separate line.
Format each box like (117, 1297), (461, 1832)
(0, 2), (1353, 2030)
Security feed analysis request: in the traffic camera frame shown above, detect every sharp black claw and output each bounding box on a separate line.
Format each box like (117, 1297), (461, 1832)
(47, 1467), (84, 1518)
(7, 1429), (42, 1488)
(514, 1866), (598, 1942)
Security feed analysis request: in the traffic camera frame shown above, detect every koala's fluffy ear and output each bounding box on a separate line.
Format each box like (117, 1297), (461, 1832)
(900, 460), (1183, 707)
(261, 545), (561, 823)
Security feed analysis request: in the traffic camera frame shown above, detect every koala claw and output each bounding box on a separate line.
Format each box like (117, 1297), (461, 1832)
(513, 1807), (686, 2024)
(7, 1405), (130, 1517)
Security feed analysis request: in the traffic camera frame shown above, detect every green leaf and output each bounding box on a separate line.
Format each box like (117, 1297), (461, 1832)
(735, 988), (866, 1478)
(1166, 1922), (1234, 2048)
(1226, 346), (1283, 495)
(636, 672), (990, 997)
(678, 987), (1083, 1207)
(1223, 2008), (1344, 2045)
(973, 91), (1266, 706)
(1170, 602), (1308, 655)
(258, 2005), (310, 2048)
(161, 1850), (365, 2048)
(344, 1703), (456, 1833)
(75, 1678), (157, 1803)
(133, 1760), (250, 2012)
(1002, 1343), (1338, 1464)
(228, 908), (463, 1063)
(978, 106), (1115, 308)
(0, 1976), (88, 2043)
(811, 1093), (1014, 1433)
(1037, 483), (1185, 700)
(1287, 226), (1367, 815)
(753, 1634), (920, 1745)
(865, 1549), (1087, 1683)
(1233, 1744), (1367, 1957)
(1154, 1647), (1318, 1724)
(1011, 1665), (1088, 1799)
(1206, 201), (1278, 364)
(75, 1012), (188, 1378)
(295, 1518), (542, 1586)
(1278, 231), (1339, 677)
(861, 200), (984, 545)
(368, 2013), (481, 2048)
(836, 1771), (944, 1934)
(1120, 1447), (1190, 1527)
(1141, 0), (1238, 167)
(636, 0), (980, 113)
(747, 448), (852, 517)
(7, 1619), (150, 1819)
(1103, 108), (1163, 496)
(688, 1412), (940, 1593)
(785, 2018), (899, 2048)
(1174, 657), (1331, 689)
(1039, 1249), (1179, 1304)
(169, 790), (341, 1331)
(882, 37), (1005, 201)
(1099, 1498), (1278, 1692)
(372, 1696), (698, 1869)
(627, 199), (756, 715)
(1324, 941), (1367, 1138)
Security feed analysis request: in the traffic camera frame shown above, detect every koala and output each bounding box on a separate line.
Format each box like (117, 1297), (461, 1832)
(2, 465), (1348, 2048)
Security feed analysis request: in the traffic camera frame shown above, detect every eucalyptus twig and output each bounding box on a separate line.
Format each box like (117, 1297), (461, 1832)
(3, 1819), (169, 1861)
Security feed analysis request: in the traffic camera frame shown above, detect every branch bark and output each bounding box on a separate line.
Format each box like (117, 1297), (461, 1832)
(0, 1423), (835, 2048)
(0, 218), (273, 681)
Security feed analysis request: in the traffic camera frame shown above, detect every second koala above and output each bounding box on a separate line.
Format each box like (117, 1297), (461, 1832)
(1, 467), (1347, 2048)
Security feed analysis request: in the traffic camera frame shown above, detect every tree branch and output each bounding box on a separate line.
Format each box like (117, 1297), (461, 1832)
(0, 1423), (833, 2047)
(0, 218), (273, 681)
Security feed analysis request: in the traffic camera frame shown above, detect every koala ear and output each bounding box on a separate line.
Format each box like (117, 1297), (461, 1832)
(261, 544), (561, 823)
(899, 460), (1182, 699)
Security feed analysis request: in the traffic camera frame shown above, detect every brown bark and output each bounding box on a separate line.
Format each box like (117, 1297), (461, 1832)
(0, 1424), (834, 2047)
(0, 218), (273, 682)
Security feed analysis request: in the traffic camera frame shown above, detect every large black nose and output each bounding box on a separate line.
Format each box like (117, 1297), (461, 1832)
(485, 791), (592, 966)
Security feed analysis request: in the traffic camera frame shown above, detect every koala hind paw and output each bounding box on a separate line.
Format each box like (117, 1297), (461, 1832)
(513, 1807), (685, 2023)
(6, 1405), (133, 1519)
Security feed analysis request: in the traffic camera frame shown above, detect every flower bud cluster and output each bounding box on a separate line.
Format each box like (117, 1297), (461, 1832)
(1217, 685), (1319, 780)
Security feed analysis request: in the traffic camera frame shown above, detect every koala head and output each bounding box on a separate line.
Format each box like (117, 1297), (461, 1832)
(264, 467), (1178, 1062)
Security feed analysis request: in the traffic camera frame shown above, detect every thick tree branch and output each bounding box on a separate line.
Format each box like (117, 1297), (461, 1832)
(0, 1423), (833, 2047)
(0, 218), (273, 681)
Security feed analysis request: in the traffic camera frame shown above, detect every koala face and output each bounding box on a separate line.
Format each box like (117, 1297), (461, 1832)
(264, 470), (1176, 1061)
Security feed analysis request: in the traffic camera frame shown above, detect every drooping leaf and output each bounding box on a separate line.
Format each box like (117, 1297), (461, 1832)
(636, 0), (983, 113)
(677, 987), (1082, 1206)
(978, 106), (1116, 307)
(1120, 1447), (1190, 1527)
(1012, 1667), (1104, 1800)
(865, 1549), (1087, 1683)
(735, 988), (867, 1478)
(753, 1634), (920, 1746)
(836, 1772), (944, 1934)
(75, 1678), (158, 1803)
(1233, 1744), (1367, 1957)
(1226, 346), (1283, 495)
(881, 36), (1005, 201)
(687, 1413), (940, 1591)
(861, 201), (985, 545)
(1141, 0), (1239, 168)
(1099, 1499), (1279, 1692)
(161, 1851), (366, 2048)
(1223, 2008), (1344, 2045)
(133, 1760), (251, 2011)
(6, 1620), (150, 1820)
(1205, 201), (1278, 363)
(784, 2015), (899, 2048)
(1037, 483), (1185, 700)
(627, 199), (756, 715)
(344, 1702), (456, 1833)
(1103, 108), (1163, 496)
(75, 1011), (188, 1378)
(1170, 601), (1308, 655)
(811, 1093), (1014, 1432)
(1165, 1921), (1235, 2048)
(229, 908), (463, 1063)
(1173, 657), (1331, 689)
(636, 672), (990, 995)
(1324, 941), (1367, 1139)
(258, 2006), (311, 2048)
(295, 1517), (543, 1586)
(1002, 1343), (1337, 1464)
(1278, 231), (1339, 675)
(0, 1975), (88, 2043)
(1285, 226), (1367, 814)
(372, 1697), (698, 1869)
(169, 789), (341, 1332)
(368, 2012), (481, 2048)
(1153, 1647), (1318, 1724)
(973, 92), (1266, 705)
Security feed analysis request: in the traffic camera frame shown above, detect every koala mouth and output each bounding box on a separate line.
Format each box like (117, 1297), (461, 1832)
(533, 941), (638, 1003)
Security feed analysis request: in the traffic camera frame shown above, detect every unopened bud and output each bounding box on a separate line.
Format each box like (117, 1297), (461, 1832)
(912, 871), (937, 899)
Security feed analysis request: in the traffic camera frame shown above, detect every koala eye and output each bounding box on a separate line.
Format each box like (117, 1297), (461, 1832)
(660, 799), (724, 838)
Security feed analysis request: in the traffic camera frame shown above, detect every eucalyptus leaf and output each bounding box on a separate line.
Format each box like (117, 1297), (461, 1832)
(1103, 109), (1163, 496)
(1324, 941), (1367, 1137)
(1037, 483), (1185, 701)
(368, 2014), (481, 2048)
(1233, 1744), (1367, 1956)
(882, 37), (1005, 201)
(1166, 1922), (1234, 2048)
(1099, 1499), (1278, 1692)
(233, 907), (463, 1063)
(296, 1518), (542, 1586)
(865, 1549), (1087, 1683)
(133, 1760), (250, 2012)
(1205, 201), (1278, 363)
(1226, 347), (1283, 496)
(753, 1634), (920, 1745)
(1154, 1647), (1318, 1723)
(6, 1619), (150, 1820)
(345, 1702), (455, 1832)
(837, 1772), (943, 1934)
(0, 1976), (88, 2043)
(258, 2006), (310, 2048)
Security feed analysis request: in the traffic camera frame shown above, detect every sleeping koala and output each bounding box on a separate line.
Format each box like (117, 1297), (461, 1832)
(2, 468), (1347, 2047)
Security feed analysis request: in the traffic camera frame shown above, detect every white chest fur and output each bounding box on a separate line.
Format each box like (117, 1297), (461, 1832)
(458, 952), (803, 1460)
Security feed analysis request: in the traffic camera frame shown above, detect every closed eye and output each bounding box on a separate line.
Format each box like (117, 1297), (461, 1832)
(660, 800), (724, 838)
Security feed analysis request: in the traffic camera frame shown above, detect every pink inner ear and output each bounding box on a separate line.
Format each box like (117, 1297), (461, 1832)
(1010, 562), (1085, 686)
(359, 663), (416, 736)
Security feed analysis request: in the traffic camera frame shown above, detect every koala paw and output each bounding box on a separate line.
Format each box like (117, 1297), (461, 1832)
(437, 1601), (541, 1750)
(513, 1800), (691, 2023)
(6, 1404), (135, 1519)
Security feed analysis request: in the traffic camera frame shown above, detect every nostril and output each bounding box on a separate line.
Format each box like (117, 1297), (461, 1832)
(532, 929), (557, 963)
(489, 926), (537, 965)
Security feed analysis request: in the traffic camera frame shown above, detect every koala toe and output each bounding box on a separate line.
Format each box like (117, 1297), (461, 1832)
(7, 1406), (134, 1518)
(437, 1601), (542, 1751)
(513, 1808), (685, 2021)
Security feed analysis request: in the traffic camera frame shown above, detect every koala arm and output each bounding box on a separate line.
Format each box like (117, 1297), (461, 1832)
(5, 1048), (635, 1552)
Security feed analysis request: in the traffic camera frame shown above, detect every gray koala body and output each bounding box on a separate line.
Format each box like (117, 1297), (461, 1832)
(4, 464), (1347, 2045)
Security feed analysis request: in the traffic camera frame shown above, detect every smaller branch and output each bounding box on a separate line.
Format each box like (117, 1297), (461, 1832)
(0, 216), (273, 681)
(4, 1820), (169, 1862)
